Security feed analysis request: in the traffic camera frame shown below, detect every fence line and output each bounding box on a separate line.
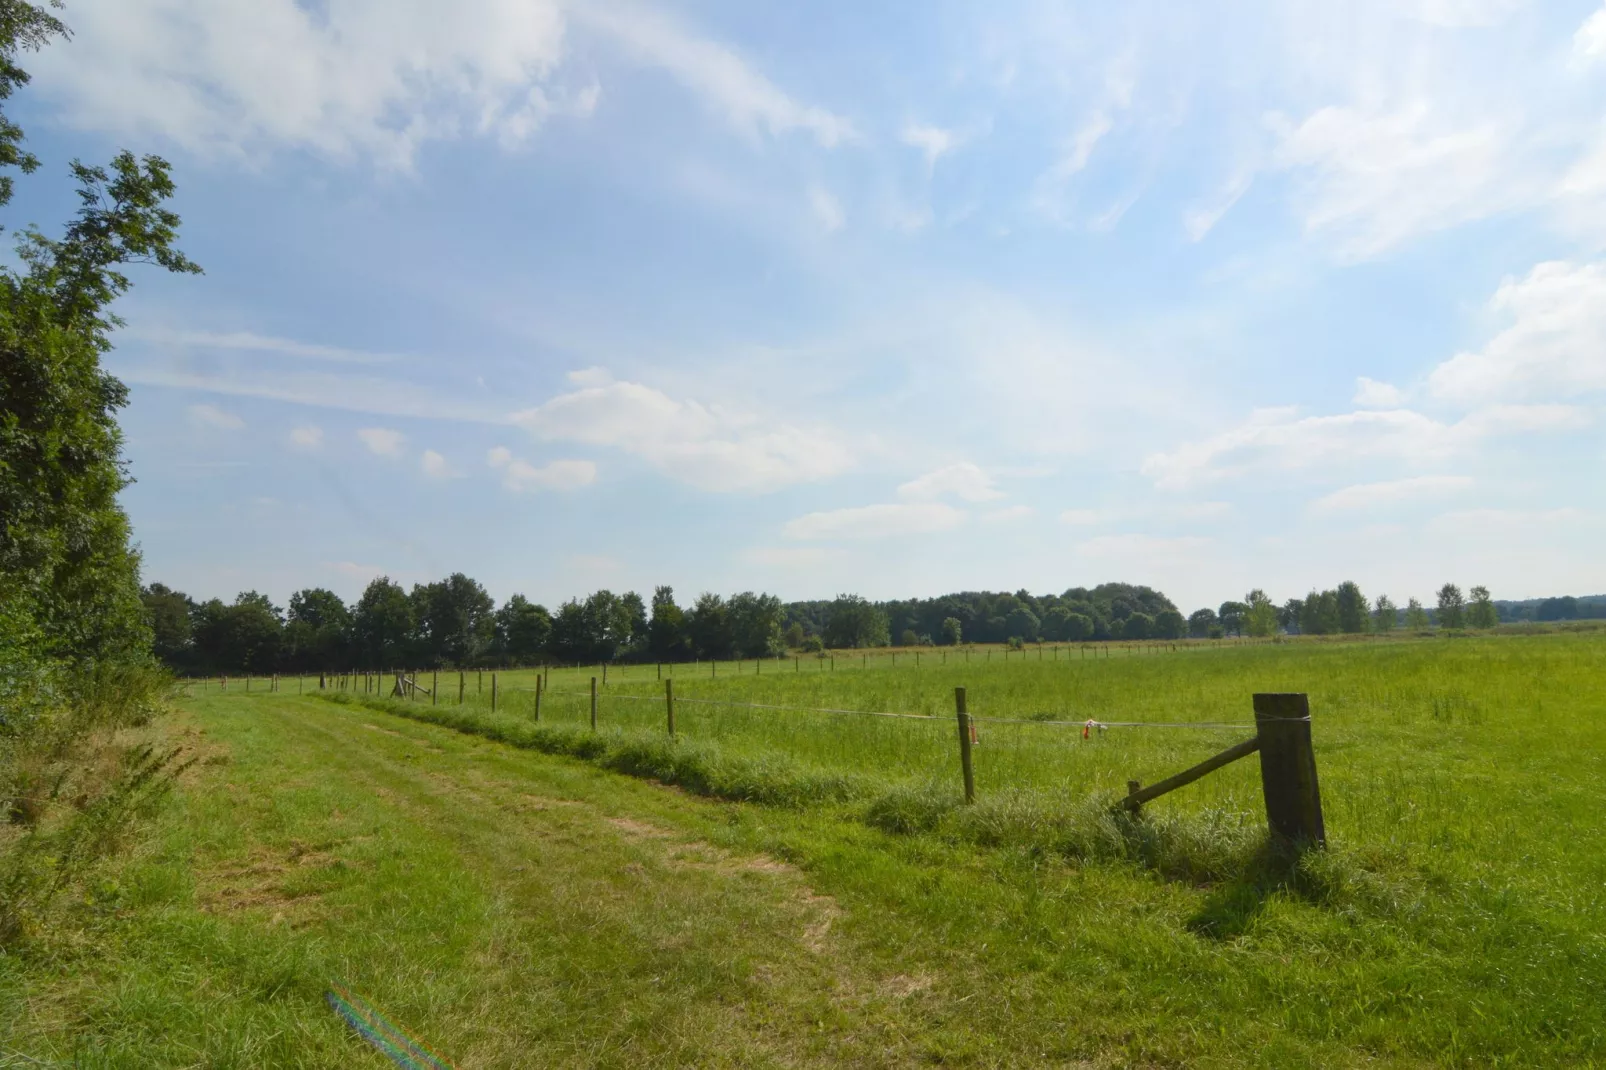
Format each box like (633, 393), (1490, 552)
(516, 686), (1259, 731)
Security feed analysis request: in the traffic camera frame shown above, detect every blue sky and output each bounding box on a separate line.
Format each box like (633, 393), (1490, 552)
(13, 0), (1606, 612)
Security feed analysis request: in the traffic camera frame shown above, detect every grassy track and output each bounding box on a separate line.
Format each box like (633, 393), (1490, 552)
(7, 633), (1606, 1066)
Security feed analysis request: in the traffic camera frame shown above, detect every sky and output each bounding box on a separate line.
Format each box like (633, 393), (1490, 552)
(11, 0), (1606, 613)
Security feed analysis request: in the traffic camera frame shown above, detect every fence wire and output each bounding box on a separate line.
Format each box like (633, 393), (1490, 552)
(518, 687), (1256, 730)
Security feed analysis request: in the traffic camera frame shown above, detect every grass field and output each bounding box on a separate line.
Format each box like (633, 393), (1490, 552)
(6, 632), (1605, 1066)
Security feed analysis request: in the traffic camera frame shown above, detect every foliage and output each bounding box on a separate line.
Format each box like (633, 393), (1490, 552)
(1217, 601), (1248, 637)
(940, 617), (962, 646)
(1404, 598), (1431, 631)
(1335, 581), (1368, 634)
(1467, 585), (1498, 629)
(1244, 590), (1278, 638)
(1188, 607), (1218, 638)
(352, 577), (413, 667)
(822, 594), (890, 649)
(1437, 583), (1466, 630)
(1373, 594), (1397, 632)
(496, 593), (551, 663)
(411, 572), (494, 666)
(643, 586), (685, 661)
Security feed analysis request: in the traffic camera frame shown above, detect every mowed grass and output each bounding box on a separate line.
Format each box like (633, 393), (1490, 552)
(8, 632), (1604, 1066)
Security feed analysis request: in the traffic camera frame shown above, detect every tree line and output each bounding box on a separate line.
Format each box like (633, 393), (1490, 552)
(141, 578), (1192, 674)
(1187, 582), (1502, 638)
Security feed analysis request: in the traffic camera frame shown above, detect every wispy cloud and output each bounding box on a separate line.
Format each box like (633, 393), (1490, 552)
(575, 3), (854, 147)
(131, 326), (398, 364)
(783, 502), (964, 541)
(510, 372), (853, 493)
(487, 445), (596, 492)
(897, 462), (1003, 503)
(357, 428), (405, 457)
(420, 449), (458, 479)
(1309, 475), (1474, 514)
(188, 403), (244, 430)
(808, 185), (844, 231)
(901, 122), (960, 168)
(288, 425), (323, 450)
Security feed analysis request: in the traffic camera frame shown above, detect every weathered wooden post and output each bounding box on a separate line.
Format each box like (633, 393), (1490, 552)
(590, 676), (598, 730)
(1253, 693), (1325, 846)
(533, 675), (543, 722)
(665, 678), (675, 738)
(458, 671), (465, 704)
(491, 672), (498, 712)
(603, 663), (608, 686)
(954, 687), (976, 804)
(431, 671), (438, 706)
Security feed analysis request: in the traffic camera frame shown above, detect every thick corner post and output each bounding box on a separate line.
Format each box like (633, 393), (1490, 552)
(1253, 693), (1325, 847)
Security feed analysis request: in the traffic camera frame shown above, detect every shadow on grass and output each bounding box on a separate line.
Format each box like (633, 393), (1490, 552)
(1185, 840), (1317, 940)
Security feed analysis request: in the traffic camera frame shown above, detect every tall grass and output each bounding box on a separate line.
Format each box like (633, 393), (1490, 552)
(1, 662), (181, 944)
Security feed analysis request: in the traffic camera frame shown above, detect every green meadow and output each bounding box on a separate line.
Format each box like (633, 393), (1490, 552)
(6, 631), (1604, 1066)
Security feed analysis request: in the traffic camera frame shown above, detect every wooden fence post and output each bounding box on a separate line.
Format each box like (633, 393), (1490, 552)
(491, 672), (498, 712)
(665, 678), (675, 738)
(1253, 693), (1325, 846)
(459, 671), (465, 704)
(657, 662), (662, 681)
(590, 676), (598, 730)
(431, 671), (437, 706)
(603, 663), (608, 686)
(954, 687), (976, 804)
(534, 675), (543, 722)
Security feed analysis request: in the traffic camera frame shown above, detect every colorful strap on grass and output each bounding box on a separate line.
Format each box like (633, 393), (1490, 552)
(326, 982), (454, 1070)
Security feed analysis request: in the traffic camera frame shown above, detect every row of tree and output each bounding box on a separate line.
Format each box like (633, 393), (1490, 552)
(1186, 583), (1501, 638)
(784, 584), (1186, 646)
(142, 577), (1197, 674)
(144, 572), (1523, 675)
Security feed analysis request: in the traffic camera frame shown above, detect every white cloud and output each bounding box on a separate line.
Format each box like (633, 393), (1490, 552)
(131, 326), (396, 364)
(510, 375), (853, 493)
(1578, 5), (1606, 60)
(1409, 0), (1526, 28)
(1184, 168), (1256, 241)
(288, 425), (323, 449)
(489, 447), (596, 492)
(30, 0), (846, 166)
(1272, 104), (1525, 258)
(1427, 506), (1583, 532)
(902, 122), (958, 167)
(1060, 508), (1118, 526)
(420, 449), (457, 479)
(1141, 404), (1583, 490)
(1354, 377), (1406, 408)
(357, 427), (406, 457)
(981, 505), (1035, 524)
(331, 561), (385, 582)
(188, 403), (244, 429)
(743, 545), (844, 567)
(566, 366), (615, 388)
(1309, 475), (1475, 513)
(783, 502), (964, 541)
(30, 0), (585, 166)
(1075, 533), (1212, 558)
(808, 185), (844, 232)
(574, 4), (853, 147)
(1428, 261), (1606, 403)
(896, 462), (1003, 503)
